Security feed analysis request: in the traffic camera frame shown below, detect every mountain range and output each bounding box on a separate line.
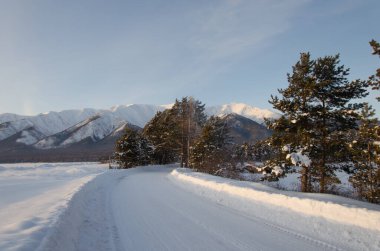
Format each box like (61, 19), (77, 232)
(0, 103), (279, 162)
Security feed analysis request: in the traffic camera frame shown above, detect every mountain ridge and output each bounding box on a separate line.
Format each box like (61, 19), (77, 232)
(0, 103), (278, 162)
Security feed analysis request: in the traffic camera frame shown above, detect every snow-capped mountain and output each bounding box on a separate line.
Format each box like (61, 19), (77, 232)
(0, 104), (166, 146)
(0, 108), (99, 144)
(0, 103), (278, 162)
(206, 103), (279, 123)
(34, 114), (128, 149)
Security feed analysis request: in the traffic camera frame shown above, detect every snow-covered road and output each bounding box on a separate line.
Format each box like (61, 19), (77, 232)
(38, 166), (380, 251)
(2, 164), (379, 251)
(111, 168), (334, 251)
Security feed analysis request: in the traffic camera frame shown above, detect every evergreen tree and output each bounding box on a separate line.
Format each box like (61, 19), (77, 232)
(172, 97), (207, 167)
(268, 53), (315, 191)
(143, 109), (181, 164)
(234, 142), (254, 166)
(190, 116), (230, 173)
(143, 97), (207, 167)
(115, 127), (153, 168)
(269, 53), (368, 193)
(369, 40), (380, 101)
(139, 135), (154, 165)
(252, 139), (275, 162)
(349, 103), (380, 203)
(310, 55), (368, 192)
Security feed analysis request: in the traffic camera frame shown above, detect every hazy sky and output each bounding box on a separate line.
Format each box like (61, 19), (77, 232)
(0, 0), (379, 115)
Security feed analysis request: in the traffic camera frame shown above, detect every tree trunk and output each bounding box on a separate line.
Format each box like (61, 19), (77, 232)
(320, 99), (327, 193)
(301, 166), (309, 192)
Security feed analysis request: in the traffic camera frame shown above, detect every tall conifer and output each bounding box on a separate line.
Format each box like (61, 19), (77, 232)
(269, 53), (368, 193)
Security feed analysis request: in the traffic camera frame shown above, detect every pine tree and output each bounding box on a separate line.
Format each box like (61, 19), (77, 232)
(349, 103), (380, 203)
(115, 127), (153, 168)
(268, 53), (315, 191)
(234, 142), (254, 167)
(252, 139), (274, 162)
(269, 53), (368, 193)
(369, 40), (380, 101)
(139, 135), (154, 165)
(190, 116), (230, 173)
(143, 97), (207, 166)
(311, 55), (368, 192)
(115, 128), (142, 168)
(173, 97), (207, 167)
(143, 109), (181, 164)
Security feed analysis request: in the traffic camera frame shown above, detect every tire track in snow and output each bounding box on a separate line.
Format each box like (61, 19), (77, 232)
(37, 171), (127, 251)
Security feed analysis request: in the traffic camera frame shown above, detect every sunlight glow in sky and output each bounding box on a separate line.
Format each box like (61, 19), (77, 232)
(0, 0), (379, 115)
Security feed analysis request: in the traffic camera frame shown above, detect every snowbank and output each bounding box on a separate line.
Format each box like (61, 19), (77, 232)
(170, 169), (380, 232)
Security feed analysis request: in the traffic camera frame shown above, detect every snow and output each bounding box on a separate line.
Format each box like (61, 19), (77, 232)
(170, 168), (380, 250)
(2, 164), (378, 251)
(271, 165), (283, 175)
(0, 109), (99, 144)
(109, 104), (166, 127)
(282, 144), (290, 152)
(0, 113), (27, 124)
(286, 150), (311, 167)
(0, 162), (106, 251)
(0, 119), (35, 141)
(60, 114), (125, 146)
(16, 128), (45, 145)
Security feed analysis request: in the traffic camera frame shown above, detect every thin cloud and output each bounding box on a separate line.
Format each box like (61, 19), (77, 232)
(164, 0), (310, 88)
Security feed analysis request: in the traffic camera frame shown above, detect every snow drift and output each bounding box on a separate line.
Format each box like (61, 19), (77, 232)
(170, 169), (380, 232)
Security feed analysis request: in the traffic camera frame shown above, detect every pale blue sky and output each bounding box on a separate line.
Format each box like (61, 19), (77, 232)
(0, 0), (379, 115)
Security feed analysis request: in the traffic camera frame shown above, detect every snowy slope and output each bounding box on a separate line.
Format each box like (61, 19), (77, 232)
(0, 113), (27, 124)
(0, 109), (99, 145)
(34, 114), (127, 149)
(110, 104), (166, 127)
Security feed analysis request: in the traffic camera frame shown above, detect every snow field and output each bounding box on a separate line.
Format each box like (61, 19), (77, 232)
(170, 168), (380, 251)
(0, 163), (107, 251)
